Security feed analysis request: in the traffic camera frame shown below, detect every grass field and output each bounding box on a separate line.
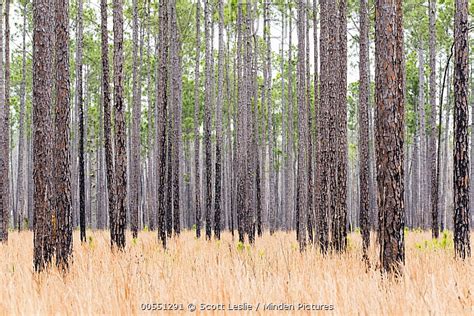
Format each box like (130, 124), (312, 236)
(0, 230), (473, 314)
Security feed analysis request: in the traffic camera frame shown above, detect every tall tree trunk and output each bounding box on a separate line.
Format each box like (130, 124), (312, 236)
(170, 0), (182, 236)
(417, 47), (427, 228)
(327, 0), (339, 251)
(0, 0), (6, 242)
(4, 0), (10, 234)
(33, 0), (54, 271)
(236, 0), (246, 243)
(214, 0), (224, 240)
(453, 0), (470, 259)
(156, 0), (169, 248)
(428, 0), (440, 238)
(305, 0), (314, 244)
(101, 0), (115, 242)
(312, 0), (320, 242)
(334, 0), (348, 252)
(113, 0), (126, 249)
(358, 0), (370, 262)
(16, 0), (28, 231)
(76, 0), (86, 243)
(264, 0), (276, 235)
(54, 0), (72, 269)
(429, 0), (438, 238)
(193, 0), (202, 239)
(203, 0), (213, 240)
(318, 0), (329, 253)
(375, 0), (405, 273)
(296, 0), (308, 251)
(130, 0), (140, 238)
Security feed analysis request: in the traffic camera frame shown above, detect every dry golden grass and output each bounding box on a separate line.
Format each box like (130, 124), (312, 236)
(0, 230), (473, 315)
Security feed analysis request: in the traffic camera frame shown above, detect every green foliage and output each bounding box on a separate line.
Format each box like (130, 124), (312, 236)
(88, 236), (95, 249)
(414, 231), (453, 251)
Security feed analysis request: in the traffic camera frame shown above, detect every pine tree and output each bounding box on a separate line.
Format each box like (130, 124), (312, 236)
(33, 0), (54, 271)
(358, 0), (370, 262)
(193, 0), (202, 239)
(113, 0), (127, 249)
(54, 0), (73, 269)
(375, 0), (405, 273)
(453, 0), (470, 259)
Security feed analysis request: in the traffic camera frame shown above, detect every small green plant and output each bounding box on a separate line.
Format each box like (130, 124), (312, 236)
(143, 225), (149, 232)
(414, 231), (453, 251)
(236, 241), (244, 252)
(132, 237), (138, 245)
(88, 236), (95, 249)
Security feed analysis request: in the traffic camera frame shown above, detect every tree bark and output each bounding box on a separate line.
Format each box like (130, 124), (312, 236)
(113, 0), (127, 249)
(375, 0), (405, 273)
(358, 0), (370, 262)
(130, 0), (140, 238)
(156, 0), (169, 248)
(54, 0), (72, 269)
(214, 0), (224, 240)
(453, 0), (470, 259)
(296, 0), (308, 251)
(193, 0), (202, 239)
(33, 0), (54, 271)
(16, 0), (28, 231)
(429, 0), (438, 238)
(203, 0), (212, 240)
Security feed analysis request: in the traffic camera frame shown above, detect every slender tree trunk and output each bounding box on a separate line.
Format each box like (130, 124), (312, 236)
(358, 0), (370, 262)
(203, 0), (213, 240)
(113, 0), (127, 249)
(296, 0), (308, 251)
(4, 0), (10, 234)
(101, 0), (115, 242)
(453, 0), (470, 259)
(312, 0), (320, 242)
(170, 0), (182, 236)
(214, 0), (224, 239)
(334, 0), (348, 252)
(76, 0), (86, 243)
(193, 0), (202, 239)
(130, 0), (140, 238)
(236, 0), (246, 243)
(318, 0), (329, 253)
(16, 0), (28, 231)
(417, 47), (427, 229)
(0, 0), (6, 242)
(305, 0), (314, 244)
(54, 0), (72, 269)
(156, 0), (169, 248)
(429, 0), (439, 238)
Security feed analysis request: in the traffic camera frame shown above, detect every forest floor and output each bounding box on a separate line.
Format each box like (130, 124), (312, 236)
(0, 230), (473, 315)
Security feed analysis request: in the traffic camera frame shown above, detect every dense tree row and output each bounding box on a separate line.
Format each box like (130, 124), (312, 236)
(0, 0), (471, 273)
